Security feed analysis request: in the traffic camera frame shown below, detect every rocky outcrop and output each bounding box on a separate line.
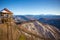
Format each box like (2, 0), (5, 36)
(17, 20), (60, 40)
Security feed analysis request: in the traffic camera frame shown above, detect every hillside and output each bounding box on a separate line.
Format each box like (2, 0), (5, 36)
(17, 20), (60, 40)
(39, 18), (60, 29)
(0, 20), (60, 40)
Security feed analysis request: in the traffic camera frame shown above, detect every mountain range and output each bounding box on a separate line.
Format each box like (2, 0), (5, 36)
(14, 15), (60, 29)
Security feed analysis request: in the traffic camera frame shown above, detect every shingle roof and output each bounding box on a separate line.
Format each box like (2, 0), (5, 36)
(0, 8), (13, 14)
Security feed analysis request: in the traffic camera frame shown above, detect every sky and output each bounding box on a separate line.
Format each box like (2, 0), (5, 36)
(0, 0), (60, 15)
